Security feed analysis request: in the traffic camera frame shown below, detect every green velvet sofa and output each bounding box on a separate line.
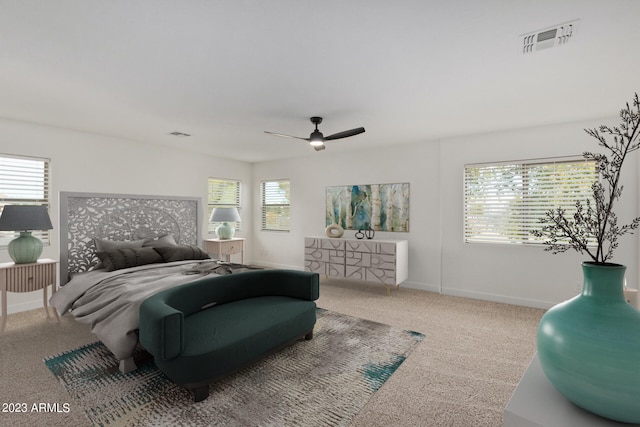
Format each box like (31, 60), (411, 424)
(139, 269), (320, 401)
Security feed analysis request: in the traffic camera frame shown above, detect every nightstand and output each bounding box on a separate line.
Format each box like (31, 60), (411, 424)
(204, 238), (245, 263)
(0, 258), (59, 333)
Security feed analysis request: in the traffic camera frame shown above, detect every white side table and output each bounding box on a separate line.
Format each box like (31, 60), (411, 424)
(0, 258), (59, 333)
(204, 238), (245, 263)
(504, 353), (640, 426)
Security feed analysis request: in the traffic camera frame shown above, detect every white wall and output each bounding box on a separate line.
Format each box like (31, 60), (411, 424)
(441, 118), (638, 308)
(253, 117), (639, 309)
(4, 115), (638, 313)
(1, 118), (253, 314)
(252, 141), (443, 293)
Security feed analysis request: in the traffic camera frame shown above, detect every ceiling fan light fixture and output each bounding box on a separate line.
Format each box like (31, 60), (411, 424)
(309, 130), (324, 146)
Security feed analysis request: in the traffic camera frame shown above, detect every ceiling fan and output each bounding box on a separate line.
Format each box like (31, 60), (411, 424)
(264, 117), (365, 151)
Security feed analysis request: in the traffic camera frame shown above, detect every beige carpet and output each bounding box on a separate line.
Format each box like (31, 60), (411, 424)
(0, 278), (543, 426)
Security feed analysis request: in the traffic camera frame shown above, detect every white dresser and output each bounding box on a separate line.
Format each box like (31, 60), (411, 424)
(304, 237), (408, 295)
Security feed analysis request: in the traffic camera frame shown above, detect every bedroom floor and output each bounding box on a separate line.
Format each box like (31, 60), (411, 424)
(0, 278), (543, 426)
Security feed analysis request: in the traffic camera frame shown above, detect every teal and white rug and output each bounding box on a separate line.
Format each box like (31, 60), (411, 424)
(45, 308), (424, 426)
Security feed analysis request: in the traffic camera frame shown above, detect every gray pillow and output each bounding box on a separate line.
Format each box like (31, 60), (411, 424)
(154, 245), (210, 263)
(94, 238), (146, 251)
(92, 238), (147, 270)
(96, 247), (164, 272)
(143, 234), (178, 248)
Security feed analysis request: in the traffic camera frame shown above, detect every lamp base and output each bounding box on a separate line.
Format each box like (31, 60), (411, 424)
(216, 222), (235, 240)
(8, 231), (43, 264)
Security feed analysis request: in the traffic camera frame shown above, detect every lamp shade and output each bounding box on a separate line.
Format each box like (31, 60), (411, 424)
(0, 205), (53, 264)
(210, 207), (240, 240)
(210, 207), (241, 223)
(0, 205), (53, 231)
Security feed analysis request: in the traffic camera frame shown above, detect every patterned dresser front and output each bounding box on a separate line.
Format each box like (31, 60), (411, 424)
(304, 237), (408, 294)
(304, 237), (345, 277)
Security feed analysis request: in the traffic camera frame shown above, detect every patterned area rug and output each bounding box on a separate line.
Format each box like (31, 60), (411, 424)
(44, 308), (424, 426)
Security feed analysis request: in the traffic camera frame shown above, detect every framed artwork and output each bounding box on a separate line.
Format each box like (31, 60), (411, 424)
(326, 183), (409, 232)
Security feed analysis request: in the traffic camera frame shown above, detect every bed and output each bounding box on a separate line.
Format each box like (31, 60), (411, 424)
(51, 192), (235, 373)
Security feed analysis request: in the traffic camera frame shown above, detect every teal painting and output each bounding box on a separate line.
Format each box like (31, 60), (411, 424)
(326, 183), (409, 232)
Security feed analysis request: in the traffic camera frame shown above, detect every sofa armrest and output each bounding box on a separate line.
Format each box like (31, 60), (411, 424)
(139, 295), (184, 361)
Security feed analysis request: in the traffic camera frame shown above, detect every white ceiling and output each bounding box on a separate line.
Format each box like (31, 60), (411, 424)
(1, 1), (639, 163)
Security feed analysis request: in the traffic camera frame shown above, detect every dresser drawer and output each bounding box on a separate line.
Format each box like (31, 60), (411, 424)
(2, 262), (56, 293)
(219, 241), (242, 255)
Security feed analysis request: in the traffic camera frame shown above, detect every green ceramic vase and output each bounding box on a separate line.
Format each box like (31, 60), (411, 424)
(8, 231), (43, 264)
(216, 222), (235, 240)
(537, 262), (640, 423)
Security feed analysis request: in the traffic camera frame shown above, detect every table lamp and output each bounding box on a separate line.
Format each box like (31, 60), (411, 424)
(210, 207), (240, 239)
(0, 205), (53, 264)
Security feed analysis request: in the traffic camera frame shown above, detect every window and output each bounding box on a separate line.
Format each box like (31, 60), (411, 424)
(0, 154), (51, 247)
(207, 178), (241, 233)
(464, 157), (597, 245)
(261, 179), (290, 231)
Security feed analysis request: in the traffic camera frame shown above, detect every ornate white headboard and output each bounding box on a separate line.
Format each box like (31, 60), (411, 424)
(59, 192), (202, 285)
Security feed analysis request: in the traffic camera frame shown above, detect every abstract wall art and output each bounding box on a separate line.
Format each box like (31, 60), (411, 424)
(326, 183), (409, 232)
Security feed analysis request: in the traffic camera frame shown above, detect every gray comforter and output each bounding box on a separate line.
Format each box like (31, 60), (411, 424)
(50, 260), (219, 364)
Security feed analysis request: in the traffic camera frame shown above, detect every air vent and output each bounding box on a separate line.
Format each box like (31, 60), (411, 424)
(520, 19), (579, 54)
(169, 131), (191, 137)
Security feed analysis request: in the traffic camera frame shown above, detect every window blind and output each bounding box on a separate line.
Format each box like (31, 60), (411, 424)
(464, 157), (597, 245)
(261, 179), (290, 231)
(0, 154), (51, 246)
(207, 178), (241, 233)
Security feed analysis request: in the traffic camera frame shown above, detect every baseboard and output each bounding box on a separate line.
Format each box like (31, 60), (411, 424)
(6, 298), (45, 315)
(363, 281), (553, 309)
(251, 271), (550, 309)
(399, 281), (441, 293)
(252, 261), (304, 271)
(442, 287), (555, 309)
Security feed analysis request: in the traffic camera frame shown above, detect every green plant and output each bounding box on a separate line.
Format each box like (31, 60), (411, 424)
(532, 93), (640, 263)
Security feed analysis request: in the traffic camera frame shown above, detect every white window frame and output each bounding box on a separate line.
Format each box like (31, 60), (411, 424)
(0, 153), (51, 247)
(464, 156), (597, 246)
(261, 179), (290, 232)
(207, 178), (241, 234)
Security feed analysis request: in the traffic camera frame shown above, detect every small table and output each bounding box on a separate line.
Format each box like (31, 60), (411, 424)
(204, 238), (245, 263)
(0, 258), (59, 333)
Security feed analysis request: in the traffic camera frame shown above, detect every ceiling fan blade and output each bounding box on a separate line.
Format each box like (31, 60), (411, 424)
(264, 131), (310, 141)
(324, 127), (365, 141)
